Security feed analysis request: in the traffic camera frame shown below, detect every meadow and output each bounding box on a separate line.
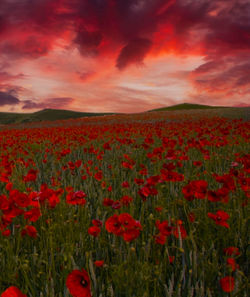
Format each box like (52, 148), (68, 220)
(0, 109), (249, 297)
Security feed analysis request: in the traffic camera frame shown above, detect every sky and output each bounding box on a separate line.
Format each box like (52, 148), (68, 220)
(0, 0), (249, 113)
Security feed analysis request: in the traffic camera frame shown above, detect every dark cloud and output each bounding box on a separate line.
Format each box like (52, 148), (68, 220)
(0, 0), (175, 66)
(0, 91), (20, 106)
(74, 29), (103, 56)
(116, 38), (152, 70)
(22, 97), (74, 110)
(0, 16), (7, 34)
(1, 36), (51, 59)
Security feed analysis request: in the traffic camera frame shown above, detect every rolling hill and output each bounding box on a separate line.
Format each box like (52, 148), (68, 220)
(0, 109), (114, 125)
(148, 103), (229, 112)
(0, 104), (249, 126)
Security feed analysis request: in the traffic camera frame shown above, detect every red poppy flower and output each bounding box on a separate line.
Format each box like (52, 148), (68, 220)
(226, 258), (239, 271)
(121, 161), (134, 169)
(66, 191), (86, 205)
(212, 187), (230, 203)
(122, 228), (140, 242)
(192, 180), (208, 199)
(24, 207), (41, 222)
(207, 210), (230, 228)
(121, 181), (130, 188)
(0, 195), (9, 211)
(118, 213), (136, 229)
(155, 206), (163, 212)
(1, 286), (27, 297)
(94, 171), (102, 181)
(223, 247), (240, 256)
(155, 220), (172, 237)
(182, 184), (195, 201)
(120, 195), (133, 206)
(111, 201), (121, 209)
(105, 213), (141, 241)
(94, 260), (104, 267)
(92, 219), (102, 227)
(168, 256), (175, 263)
(193, 161), (202, 167)
(160, 170), (183, 182)
(66, 269), (92, 297)
(1, 229), (11, 237)
(220, 276), (234, 293)
(155, 234), (166, 245)
(88, 226), (101, 237)
(172, 224), (187, 239)
(47, 194), (60, 208)
(21, 225), (37, 238)
(10, 190), (31, 208)
(105, 214), (122, 235)
(103, 198), (114, 207)
(23, 169), (38, 182)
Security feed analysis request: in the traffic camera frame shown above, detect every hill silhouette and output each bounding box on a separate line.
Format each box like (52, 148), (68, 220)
(148, 103), (228, 112)
(0, 109), (114, 125)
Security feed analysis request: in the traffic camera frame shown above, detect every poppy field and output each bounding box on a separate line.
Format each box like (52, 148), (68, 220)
(0, 110), (249, 297)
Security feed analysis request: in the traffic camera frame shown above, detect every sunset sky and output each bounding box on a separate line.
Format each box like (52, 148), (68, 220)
(0, 0), (249, 113)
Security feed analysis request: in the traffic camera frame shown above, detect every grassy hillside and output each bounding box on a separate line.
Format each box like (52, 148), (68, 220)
(0, 109), (114, 125)
(148, 103), (229, 112)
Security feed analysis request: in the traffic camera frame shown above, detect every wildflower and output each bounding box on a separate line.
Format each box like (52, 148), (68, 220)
(94, 260), (104, 267)
(207, 210), (230, 228)
(226, 258), (239, 271)
(120, 195), (133, 206)
(155, 220), (172, 236)
(21, 225), (37, 238)
(88, 226), (101, 237)
(66, 269), (92, 297)
(223, 247), (240, 256)
(220, 276), (234, 293)
(105, 214), (122, 235)
(66, 191), (86, 205)
(92, 219), (102, 227)
(1, 286), (27, 297)
(155, 234), (166, 245)
(24, 207), (41, 222)
(169, 256), (175, 263)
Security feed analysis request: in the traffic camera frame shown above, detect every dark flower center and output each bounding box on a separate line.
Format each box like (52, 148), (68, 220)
(80, 278), (88, 287)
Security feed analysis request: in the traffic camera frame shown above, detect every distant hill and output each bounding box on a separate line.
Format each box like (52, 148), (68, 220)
(0, 109), (114, 125)
(148, 103), (229, 112)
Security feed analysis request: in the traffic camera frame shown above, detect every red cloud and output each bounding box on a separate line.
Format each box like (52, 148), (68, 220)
(0, 0), (249, 109)
(116, 38), (152, 70)
(1, 0), (249, 66)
